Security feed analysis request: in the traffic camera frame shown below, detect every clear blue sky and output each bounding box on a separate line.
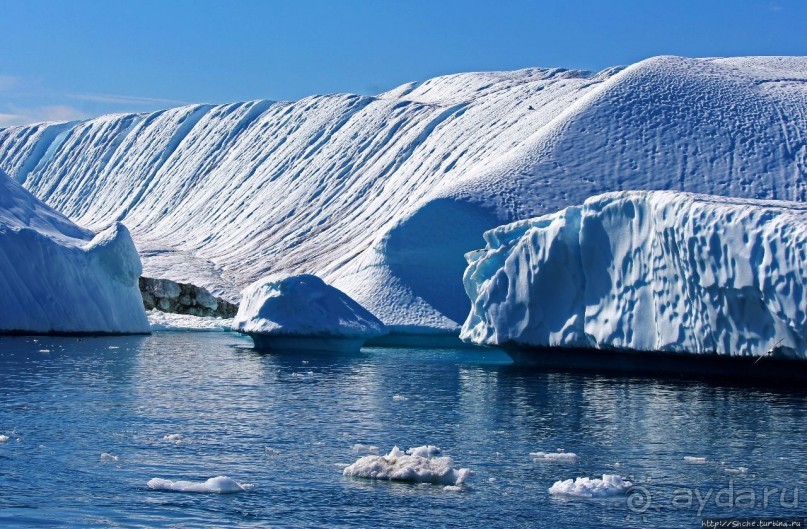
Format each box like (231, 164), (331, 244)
(1, 0), (805, 126)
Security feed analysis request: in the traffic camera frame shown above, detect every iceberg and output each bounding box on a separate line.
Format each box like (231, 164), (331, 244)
(0, 169), (149, 334)
(1, 57), (806, 337)
(232, 274), (387, 352)
(461, 191), (807, 363)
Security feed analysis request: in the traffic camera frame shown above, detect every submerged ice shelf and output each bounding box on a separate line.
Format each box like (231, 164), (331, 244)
(461, 191), (807, 360)
(1, 56), (805, 336)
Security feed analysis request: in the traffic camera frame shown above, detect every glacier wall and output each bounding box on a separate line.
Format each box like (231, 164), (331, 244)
(0, 170), (149, 334)
(461, 191), (807, 358)
(1, 56), (806, 333)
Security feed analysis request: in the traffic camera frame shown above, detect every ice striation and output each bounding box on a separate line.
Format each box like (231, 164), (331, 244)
(461, 191), (807, 358)
(0, 169), (149, 334)
(1, 57), (806, 335)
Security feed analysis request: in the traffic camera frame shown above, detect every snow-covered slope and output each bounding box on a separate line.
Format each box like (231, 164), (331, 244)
(1, 56), (805, 334)
(461, 191), (807, 358)
(0, 169), (149, 334)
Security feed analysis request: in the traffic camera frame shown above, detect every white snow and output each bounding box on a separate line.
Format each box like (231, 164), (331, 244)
(462, 191), (807, 358)
(531, 451), (578, 462)
(147, 476), (253, 493)
(0, 169), (149, 334)
(342, 445), (470, 486)
(548, 474), (633, 498)
(147, 310), (233, 332)
(2, 57), (806, 336)
(232, 274), (386, 351)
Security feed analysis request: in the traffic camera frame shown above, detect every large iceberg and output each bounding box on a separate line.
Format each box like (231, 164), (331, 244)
(461, 191), (807, 360)
(232, 274), (386, 352)
(1, 56), (806, 337)
(0, 169), (149, 334)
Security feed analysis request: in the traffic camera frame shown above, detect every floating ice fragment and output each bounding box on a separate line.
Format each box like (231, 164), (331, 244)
(163, 434), (184, 442)
(352, 444), (380, 454)
(0, 435), (8, 443)
(724, 467), (749, 474)
(100, 452), (119, 462)
(147, 476), (253, 493)
(265, 447), (280, 455)
(530, 451), (578, 462)
(392, 395), (408, 402)
(343, 445), (469, 486)
(684, 456), (707, 464)
(548, 475), (632, 498)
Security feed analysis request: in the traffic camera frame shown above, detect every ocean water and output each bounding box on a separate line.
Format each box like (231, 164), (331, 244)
(1, 332), (806, 528)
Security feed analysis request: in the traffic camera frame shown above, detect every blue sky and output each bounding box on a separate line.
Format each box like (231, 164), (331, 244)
(1, 0), (805, 126)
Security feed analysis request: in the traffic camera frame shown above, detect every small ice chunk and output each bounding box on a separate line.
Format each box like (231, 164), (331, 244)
(100, 452), (119, 462)
(548, 474), (632, 498)
(265, 447), (280, 455)
(38, 349), (51, 353)
(0, 435), (8, 443)
(684, 456), (707, 464)
(444, 485), (463, 492)
(724, 467), (749, 474)
(147, 476), (253, 493)
(531, 451), (578, 462)
(392, 395), (408, 402)
(352, 443), (380, 454)
(108, 346), (119, 350)
(343, 445), (470, 486)
(163, 434), (184, 442)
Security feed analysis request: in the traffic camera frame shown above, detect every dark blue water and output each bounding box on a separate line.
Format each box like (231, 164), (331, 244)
(1, 333), (806, 528)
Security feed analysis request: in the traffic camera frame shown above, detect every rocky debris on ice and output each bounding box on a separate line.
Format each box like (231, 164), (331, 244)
(139, 277), (237, 318)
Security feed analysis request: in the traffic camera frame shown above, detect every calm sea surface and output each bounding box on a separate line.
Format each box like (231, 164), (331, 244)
(1, 332), (806, 528)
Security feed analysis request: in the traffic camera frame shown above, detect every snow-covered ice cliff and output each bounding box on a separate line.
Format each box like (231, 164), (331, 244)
(461, 191), (807, 358)
(0, 169), (149, 334)
(1, 56), (806, 334)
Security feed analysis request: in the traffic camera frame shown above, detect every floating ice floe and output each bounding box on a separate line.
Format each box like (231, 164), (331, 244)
(343, 445), (470, 486)
(352, 444), (380, 454)
(684, 456), (707, 464)
(265, 447), (280, 455)
(530, 451), (578, 462)
(163, 434), (184, 442)
(724, 466), (749, 474)
(100, 452), (119, 462)
(0, 435), (8, 443)
(392, 395), (408, 402)
(147, 476), (253, 493)
(548, 474), (633, 498)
